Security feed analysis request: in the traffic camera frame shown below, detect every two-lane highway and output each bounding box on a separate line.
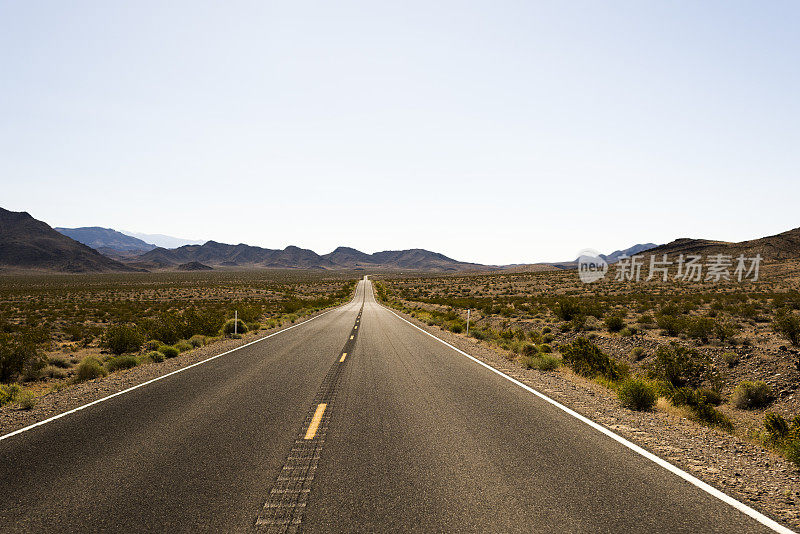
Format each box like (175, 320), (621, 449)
(0, 278), (789, 532)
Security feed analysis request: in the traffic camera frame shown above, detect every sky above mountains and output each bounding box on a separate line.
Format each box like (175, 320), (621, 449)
(1, 1), (798, 265)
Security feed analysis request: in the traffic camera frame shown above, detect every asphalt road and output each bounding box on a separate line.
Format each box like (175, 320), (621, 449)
(0, 278), (787, 533)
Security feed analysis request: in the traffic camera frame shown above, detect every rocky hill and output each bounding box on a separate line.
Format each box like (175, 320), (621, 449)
(644, 228), (800, 261)
(0, 208), (138, 273)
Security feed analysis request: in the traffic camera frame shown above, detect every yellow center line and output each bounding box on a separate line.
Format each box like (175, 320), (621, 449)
(304, 403), (327, 440)
(339, 352), (347, 362)
(350, 335), (354, 340)
(354, 325), (358, 330)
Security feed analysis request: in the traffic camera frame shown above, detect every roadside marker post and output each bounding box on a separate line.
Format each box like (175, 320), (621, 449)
(466, 309), (470, 336)
(234, 310), (238, 335)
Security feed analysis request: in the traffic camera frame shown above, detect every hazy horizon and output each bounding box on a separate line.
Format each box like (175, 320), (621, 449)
(2, 1), (798, 264)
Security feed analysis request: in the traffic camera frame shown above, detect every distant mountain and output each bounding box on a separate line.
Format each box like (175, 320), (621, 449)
(367, 249), (478, 271)
(323, 246), (375, 266)
(132, 241), (482, 271)
(600, 243), (659, 264)
(120, 231), (205, 249)
(643, 228), (800, 262)
(0, 208), (138, 273)
(55, 227), (156, 254)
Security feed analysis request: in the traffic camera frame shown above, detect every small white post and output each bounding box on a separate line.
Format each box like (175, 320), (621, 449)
(234, 310), (238, 335)
(466, 309), (470, 336)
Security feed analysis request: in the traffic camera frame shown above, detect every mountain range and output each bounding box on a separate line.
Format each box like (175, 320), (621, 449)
(6, 207), (799, 273)
(132, 242), (482, 271)
(2, 208), (483, 272)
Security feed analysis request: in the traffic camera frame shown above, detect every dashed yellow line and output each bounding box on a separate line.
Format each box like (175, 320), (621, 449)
(350, 335), (354, 340)
(340, 352), (347, 363)
(304, 403), (327, 440)
(354, 325), (358, 330)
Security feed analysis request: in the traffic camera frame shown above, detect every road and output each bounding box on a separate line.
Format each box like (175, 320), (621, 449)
(0, 278), (788, 533)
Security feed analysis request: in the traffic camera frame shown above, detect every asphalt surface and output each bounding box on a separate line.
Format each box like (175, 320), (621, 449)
(0, 278), (785, 533)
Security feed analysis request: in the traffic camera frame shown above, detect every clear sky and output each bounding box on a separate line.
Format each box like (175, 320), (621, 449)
(1, 1), (798, 265)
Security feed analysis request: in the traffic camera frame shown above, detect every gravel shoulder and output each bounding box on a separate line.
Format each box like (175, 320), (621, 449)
(389, 307), (800, 532)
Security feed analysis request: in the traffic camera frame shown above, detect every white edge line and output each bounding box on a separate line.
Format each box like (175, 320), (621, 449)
(383, 306), (795, 534)
(0, 289), (360, 444)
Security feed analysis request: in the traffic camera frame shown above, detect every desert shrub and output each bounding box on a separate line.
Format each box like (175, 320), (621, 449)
(174, 340), (193, 353)
(631, 347), (645, 361)
(105, 354), (139, 372)
(144, 339), (162, 351)
(553, 300), (581, 321)
(63, 322), (85, 342)
(570, 315), (587, 332)
(42, 365), (68, 379)
(471, 329), (486, 340)
(695, 387), (723, 406)
(521, 354), (561, 371)
(0, 383), (22, 406)
(560, 338), (627, 381)
(0, 336), (45, 383)
(144, 350), (165, 363)
(184, 308), (226, 337)
(691, 398), (734, 430)
(521, 343), (537, 356)
(605, 315), (624, 333)
(539, 344), (552, 353)
(542, 333), (554, 343)
(583, 316), (600, 331)
(714, 319), (739, 342)
(75, 357), (108, 382)
(670, 387), (733, 430)
(450, 323), (463, 333)
(620, 327), (635, 337)
(102, 324), (144, 355)
(684, 317), (715, 343)
(722, 351), (739, 367)
(188, 335), (206, 348)
(16, 389), (36, 410)
(542, 326), (552, 334)
(647, 343), (714, 389)
(764, 412), (790, 440)
(773, 311), (800, 346)
(48, 355), (72, 369)
(637, 314), (653, 325)
(617, 378), (657, 411)
(222, 319), (248, 337)
(656, 314), (684, 336)
(139, 313), (183, 345)
(731, 380), (772, 409)
(158, 345), (180, 359)
(246, 322), (261, 332)
(786, 440), (800, 467)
